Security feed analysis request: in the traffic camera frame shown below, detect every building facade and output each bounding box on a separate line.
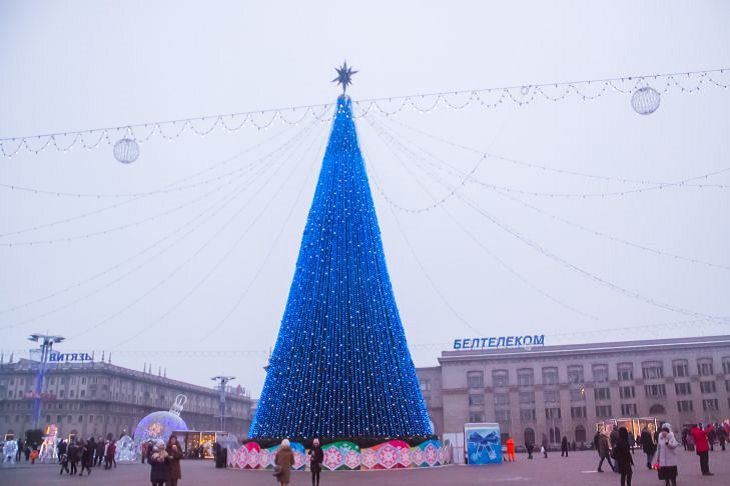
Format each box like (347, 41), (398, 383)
(0, 358), (255, 440)
(417, 335), (730, 447)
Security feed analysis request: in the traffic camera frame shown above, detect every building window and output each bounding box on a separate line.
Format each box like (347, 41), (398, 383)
(494, 393), (510, 406)
(702, 399), (719, 411)
(568, 365), (584, 384)
(495, 410), (511, 423)
(78, 415), (83, 422)
(49, 377), (55, 385)
(677, 400), (693, 412)
(519, 391), (535, 404)
(71, 377), (77, 385)
(594, 387), (611, 400)
(492, 370), (509, 387)
(545, 407), (561, 419)
(467, 371), (484, 388)
(673, 360), (689, 377)
(80, 390), (85, 398)
(617, 363), (634, 381)
(544, 389), (559, 403)
(619, 386), (635, 399)
(81, 377), (86, 384)
(469, 412), (485, 422)
(699, 381), (716, 394)
(520, 409), (536, 421)
(571, 406), (587, 418)
(419, 379), (431, 392)
(649, 404), (666, 415)
(469, 394), (485, 406)
(642, 361), (664, 379)
(596, 405), (612, 418)
(517, 369), (534, 387)
(70, 390), (75, 398)
(722, 357), (730, 374)
(592, 365), (609, 382)
(620, 403), (638, 416)
(542, 367), (559, 386)
(644, 384), (666, 397)
(570, 388), (586, 402)
(675, 382), (692, 395)
(697, 359), (714, 376)
(59, 390), (65, 398)
(726, 380), (730, 392)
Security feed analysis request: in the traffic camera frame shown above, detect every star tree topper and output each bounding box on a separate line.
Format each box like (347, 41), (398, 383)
(332, 61), (358, 94)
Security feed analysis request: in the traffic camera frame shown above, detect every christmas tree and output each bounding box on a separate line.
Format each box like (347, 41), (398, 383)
(248, 93), (432, 442)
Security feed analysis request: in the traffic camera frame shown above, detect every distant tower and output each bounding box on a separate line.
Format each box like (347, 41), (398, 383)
(249, 94), (432, 441)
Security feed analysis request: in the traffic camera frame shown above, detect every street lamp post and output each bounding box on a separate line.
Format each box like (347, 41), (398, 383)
(28, 333), (65, 430)
(211, 376), (235, 432)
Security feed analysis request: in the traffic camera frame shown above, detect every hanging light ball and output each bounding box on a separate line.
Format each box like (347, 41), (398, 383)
(113, 138), (140, 164)
(631, 86), (661, 115)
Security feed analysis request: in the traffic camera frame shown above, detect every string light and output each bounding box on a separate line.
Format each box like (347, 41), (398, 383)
(62, 125), (325, 340)
(362, 120), (599, 322)
(0, 124), (304, 238)
(2, 68), (727, 158)
(380, 115), (730, 196)
(250, 96), (432, 441)
(106, 125), (326, 349)
(369, 118), (730, 272)
(0, 126), (324, 331)
(367, 114), (730, 324)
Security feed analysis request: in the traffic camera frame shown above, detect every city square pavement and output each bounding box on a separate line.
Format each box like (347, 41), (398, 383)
(0, 449), (728, 485)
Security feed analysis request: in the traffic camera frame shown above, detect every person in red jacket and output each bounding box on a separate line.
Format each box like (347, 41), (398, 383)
(689, 423), (714, 476)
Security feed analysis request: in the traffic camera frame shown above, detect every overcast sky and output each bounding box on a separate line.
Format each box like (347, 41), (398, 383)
(1, 0), (729, 398)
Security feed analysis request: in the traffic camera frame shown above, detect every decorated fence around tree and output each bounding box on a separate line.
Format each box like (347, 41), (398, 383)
(226, 439), (451, 471)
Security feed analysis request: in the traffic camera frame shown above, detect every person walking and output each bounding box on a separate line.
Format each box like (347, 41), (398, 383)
(597, 431), (615, 472)
(79, 439), (93, 476)
(68, 440), (79, 475)
(274, 439), (295, 486)
(627, 431), (635, 455)
(613, 427), (634, 486)
(105, 440), (116, 469)
(541, 435), (549, 458)
(96, 437), (105, 467)
(148, 439), (170, 486)
(506, 436), (515, 462)
(560, 436), (569, 457)
(167, 435), (183, 486)
(309, 438), (323, 486)
(57, 439), (67, 465)
(653, 423), (679, 486)
(525, 440), (534, 459)
(717, 424), (727, 451)
(690, 423), (714, 476)
(639, 426), (656, 470)
(59, 449), (70, 475)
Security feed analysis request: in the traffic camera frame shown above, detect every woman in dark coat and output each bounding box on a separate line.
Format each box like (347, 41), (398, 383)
(639, 427), (656, 469)
(309, 438), (324, 486)
(166, 435), (183, 486)
(79, 440), (93, 476)
(561, 436), (569, 457)
(597, 432), (615, 472)
(613, 427), (634, 486)
(274, 439), (295, 486)
(148, 440), (170, 486)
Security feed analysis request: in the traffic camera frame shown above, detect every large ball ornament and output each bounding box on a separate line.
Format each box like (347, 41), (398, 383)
(133, 410), (187, 447)
(113, 137), (140, 163)
(631, 86), (661, 115)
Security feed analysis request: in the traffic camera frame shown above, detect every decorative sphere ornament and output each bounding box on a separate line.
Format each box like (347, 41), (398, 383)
(113, 137), (140, 163)
(631, 86), (661, 115)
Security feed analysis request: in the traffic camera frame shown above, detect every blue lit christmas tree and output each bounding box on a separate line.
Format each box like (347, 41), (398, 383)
(249, 66), (432, 442)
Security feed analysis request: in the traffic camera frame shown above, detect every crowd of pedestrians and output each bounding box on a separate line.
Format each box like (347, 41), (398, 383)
(58, 435), (120, 476)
